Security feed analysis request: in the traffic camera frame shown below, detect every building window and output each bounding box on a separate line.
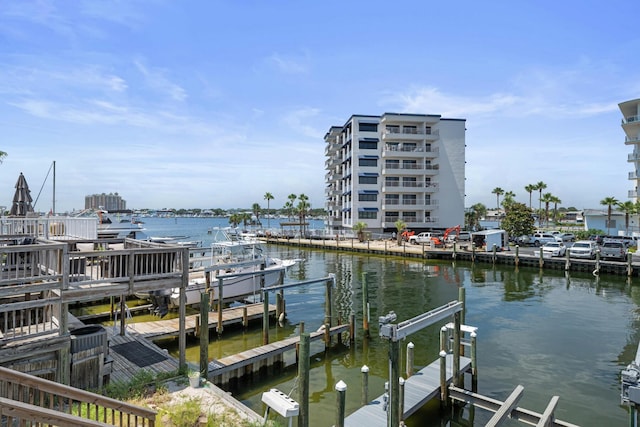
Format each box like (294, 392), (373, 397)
(359, 122), (378, 132)
(359, 158), (378, 167)
(403, 125), (417, 134)
(386, 125), (399, 134)
(358, 211), (377, 219)
(402, 194), (417, 205)
(385, 160), (400, 169)
(359, 175), (378, 185)
(359, 140), (378, 149)
(385, 194), (399, 205)
(385, 177), (400, 187)
(359, 193), (377, 202)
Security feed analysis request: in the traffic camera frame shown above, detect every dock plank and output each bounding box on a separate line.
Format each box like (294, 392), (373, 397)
(344, 354), (471, 426)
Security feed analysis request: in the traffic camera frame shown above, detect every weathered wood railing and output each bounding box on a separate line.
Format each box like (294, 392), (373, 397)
(0, 365), (156, 426)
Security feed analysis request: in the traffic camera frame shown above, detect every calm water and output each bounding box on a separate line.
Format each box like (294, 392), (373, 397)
(141, 218), (637, 426)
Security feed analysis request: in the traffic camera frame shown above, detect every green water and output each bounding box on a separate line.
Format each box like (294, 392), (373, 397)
(156, 247), (636, 426)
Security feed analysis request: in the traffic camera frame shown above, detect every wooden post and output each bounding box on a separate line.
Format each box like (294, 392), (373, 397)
(471, 243), (476, 262)
(324, 323), (330, 347)
(349, 313), (355, 343)
(275, 292), (282, 323)
(539, 244), (544, 268)
(298, 333), (310, 427)
(453, 242), (457, 259)
(362, 272), (370, 338)
(565, 245), (571, 271)
(194, 315), (200, 337)
(296, 321), (305, 363)
(335, 380), (347, 427)
(242, 306), (248, 329)
(388, 327), (400, 427)
(361, 365), (369, 406)
(217, 277), (223, 336)
(399, 377), (405, 424)
(325, 277), (333, 329)
(199, 292), (209, 378)
(453, 311), (461, 387)
(471, 331), (478, 393)
(440, 325), (448, 353)
(515, 245), (519, 266)
(279, 289), (285, 320)
(179, 247), (189, 371)
(439, 350), (448, 408)
(459, 287), (466, 357)
(119, 295), (126, 336)
(492, 244), (497, 263)
(595, 250), (601, 275)
(628, 252), (633, 277)
(262, 290), (269, 345)
(406, 342), (414, 378)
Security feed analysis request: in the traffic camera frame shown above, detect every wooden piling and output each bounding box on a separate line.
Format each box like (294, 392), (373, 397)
(453, 311), (461, 387)
(194, 315), (200, 337)
(199, 292), (209, 377)
(628, 252), (634, 277)
(361, 365), (369, 406)
(389, 329), (400, 427)
(242, 306), (248, 329)
(440, 326), (448, 353)
(492, 244), (497, 263)
(399, 377), (405, 424)
(565, 246), (571, 271)
(325, 278), (333, 329)
(471, 331), (478, 393)
(217, 277), (223, 336)
(349, 314), (355, 343)
(298, 333), (310, 427)
(336, 380), (347, 427)
(262, 290), (270, 345)
(515, 245), (519, 266)
(539, 246), (544, 268)
(439, 350), (448, 408)
(275, 292), (282, 323)
(406, 342), (414, 378)
(471, 243), (476, 262)
(362, 272), (370, 338)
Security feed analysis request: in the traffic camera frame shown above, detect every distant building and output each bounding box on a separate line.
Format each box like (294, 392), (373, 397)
(324, 112), (466, 235)
(620, 98), (640, 201)
(85, 193), (127, 211)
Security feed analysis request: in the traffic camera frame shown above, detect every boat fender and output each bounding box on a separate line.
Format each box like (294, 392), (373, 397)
(316, 324), (326, 333)
(278, 312), (285, 323)
(593, 269), (599, 276)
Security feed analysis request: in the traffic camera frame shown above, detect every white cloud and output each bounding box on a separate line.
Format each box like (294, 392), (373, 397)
(267, 53), (310, 74)
(282, 107), (324, 138)
(134, 59), (187, 102)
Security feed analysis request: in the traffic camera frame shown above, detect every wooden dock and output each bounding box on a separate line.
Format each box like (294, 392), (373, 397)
(209, 324), (351, 386)
(125, 303), (275, 341)
(344, 355), (471, 426)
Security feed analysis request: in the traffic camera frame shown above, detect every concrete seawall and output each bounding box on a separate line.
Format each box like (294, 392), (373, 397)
(262, 237), (637, 277)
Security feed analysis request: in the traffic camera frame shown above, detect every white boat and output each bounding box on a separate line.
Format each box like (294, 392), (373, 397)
(73, 208), (148, 239)
(140, 229), (298, 315)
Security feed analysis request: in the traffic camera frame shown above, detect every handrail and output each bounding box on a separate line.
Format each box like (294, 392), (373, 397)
(0, 365), (156, 426)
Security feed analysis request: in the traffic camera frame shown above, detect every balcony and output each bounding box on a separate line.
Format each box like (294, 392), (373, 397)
(629, 171), (640, 180)
(629, 190), (639, 198)
(623, 115), (640, 125)
(382, 127), (439, 141)
(629, 153), (640, 162)
(382, 164), (425, 176)
(626, 136), (640, 145)
(382, 181), (424, 192)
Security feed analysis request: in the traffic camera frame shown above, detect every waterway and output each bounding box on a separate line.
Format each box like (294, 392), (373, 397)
(139, 217), (636, 426)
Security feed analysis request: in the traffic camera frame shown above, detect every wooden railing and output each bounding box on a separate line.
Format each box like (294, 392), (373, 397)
(0, 366), (156, 426)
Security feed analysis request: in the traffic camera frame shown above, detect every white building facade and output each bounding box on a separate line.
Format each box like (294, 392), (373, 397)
(621, 98), (640, 202)
(324, 113), (466, 234)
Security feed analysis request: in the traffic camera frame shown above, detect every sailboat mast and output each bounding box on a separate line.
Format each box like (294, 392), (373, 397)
(52, 160), (56, 215)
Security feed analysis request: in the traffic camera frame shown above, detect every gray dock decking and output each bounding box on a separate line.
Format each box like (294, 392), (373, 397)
(345, 354), (471, 426)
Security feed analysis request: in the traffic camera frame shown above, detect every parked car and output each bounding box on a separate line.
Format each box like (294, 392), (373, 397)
(600, 241), (627, 261)
(531, 233), (558, 247)
(541, 241), (567, 257)
(588, 235), (604, 245)
(569, 240), (598, 259)
(558, 233), (576, 242)
(456, 232), (472, 242)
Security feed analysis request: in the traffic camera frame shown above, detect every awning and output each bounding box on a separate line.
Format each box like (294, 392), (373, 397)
(358, 207), (379, 212)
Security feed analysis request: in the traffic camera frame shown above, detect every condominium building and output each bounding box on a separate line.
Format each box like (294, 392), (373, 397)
(621, 98), (640, 202)
(85, 192), (127, 211)
(324, 113), (466, 234)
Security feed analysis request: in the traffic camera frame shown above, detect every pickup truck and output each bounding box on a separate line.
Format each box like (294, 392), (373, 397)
(408, 232), (442, 245)
(600, 241), (627, 261)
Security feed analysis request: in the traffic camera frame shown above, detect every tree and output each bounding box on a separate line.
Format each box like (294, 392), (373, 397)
(550, 195), (562, 223)
(297, 194), (310, 236)
(524, 184), (535, 209)
(287, 194), (297, 221)
(618, 200), (636, 235)
(535, 181), (547, 221)
(394, 220), (407, 245)
(353, 221), (367, 242)
(500, 203), (535, 240)
(600, 196), (619, 235)
(228, 213), (241, 228)
(502, 191), (516, 213)
(541, 193), (554, 227)
(491, 187), (504, 210)
(264, 192), (274, 228)
(470, 203), (487, 230)
(251, 203), (261, 226)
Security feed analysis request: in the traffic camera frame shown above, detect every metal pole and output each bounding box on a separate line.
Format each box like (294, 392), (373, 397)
(298, 333), (310, 427)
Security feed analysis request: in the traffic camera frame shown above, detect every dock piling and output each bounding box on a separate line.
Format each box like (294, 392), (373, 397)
(361, 365), (369, 406)
(262, 290), (270, 345)
(439, 350), (448, 408)
(217, 277), (223, 336)
(199, 292), (209, 378)
(399, 377), (405, 424)
(406, 342), (414, 378)
(471, 331), (478, 392)
(335, 380), (347, 427)
(362, 272), (370, 338)
(298, 333), (310, 427)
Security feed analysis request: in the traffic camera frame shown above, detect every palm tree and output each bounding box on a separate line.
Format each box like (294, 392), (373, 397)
(618, 200), (636, 235)
(264, 192), (274, 228)
(228, 213), (241, 228)
(524, 184), (535, 209)
(502, 191), (516, 214)
(287, 194), (297, 221)
(297, 194), (310, 236)
(353, 221), (367, 242)
(600, 196), (619, 235)
(491, 187), (504, 211)
(535, 181), (547, 222)
(468, 203), (487, 231)
(395, 219), (407, 245)
(251, 203), (261, 226)
(541, 193), (554, 227)
(550, 195), (562, 223)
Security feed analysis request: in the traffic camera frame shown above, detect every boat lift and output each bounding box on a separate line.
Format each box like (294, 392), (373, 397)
(378, 300), (464, 427)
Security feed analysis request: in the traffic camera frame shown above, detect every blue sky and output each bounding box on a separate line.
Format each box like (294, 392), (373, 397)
(1, 0), (639, 214)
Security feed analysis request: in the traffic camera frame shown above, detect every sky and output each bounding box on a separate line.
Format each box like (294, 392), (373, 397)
(1, 0), (639, 214)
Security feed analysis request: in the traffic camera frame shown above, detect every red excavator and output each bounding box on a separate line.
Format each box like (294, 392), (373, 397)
(432, 225), (461, 246)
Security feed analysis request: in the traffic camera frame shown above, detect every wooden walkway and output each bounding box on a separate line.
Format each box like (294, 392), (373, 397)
(344, 354), (471, 426)
(209, 324), (351, 384)
(125, 303), (275, 340)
